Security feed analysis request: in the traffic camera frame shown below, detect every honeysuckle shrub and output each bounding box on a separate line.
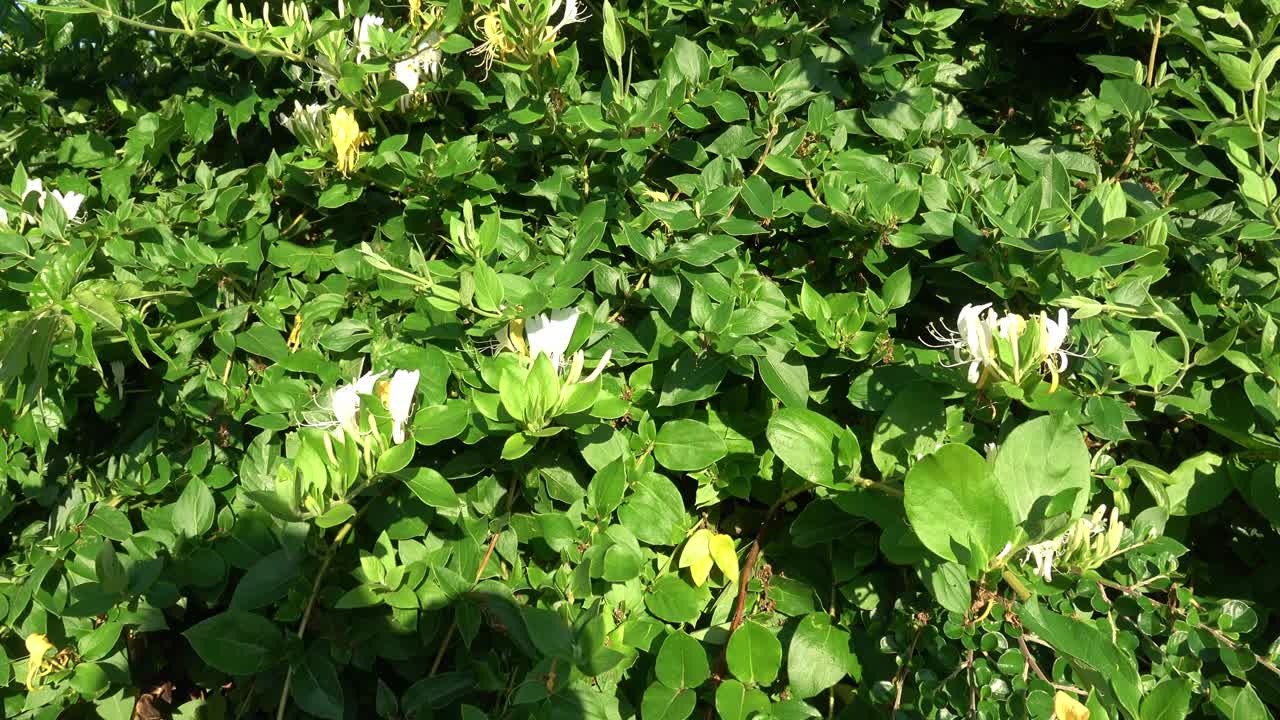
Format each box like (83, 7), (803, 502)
(2, 0), (1280, 718)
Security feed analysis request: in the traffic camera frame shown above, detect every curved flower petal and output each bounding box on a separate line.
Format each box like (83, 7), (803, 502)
(526, 308), (579, 369)
(387, 369), (420, 444)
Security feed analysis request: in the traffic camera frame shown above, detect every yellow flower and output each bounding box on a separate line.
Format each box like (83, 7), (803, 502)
(330, 107), (369, 175)
(24, 633), (56, 690)
(1053, 691), (1089, 720)
(469, 11), (515, 78)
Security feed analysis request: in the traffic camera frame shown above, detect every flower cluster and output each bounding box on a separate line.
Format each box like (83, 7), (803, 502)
(1022, 505), (1125, 581)
(926, 303), (1074, 392)
(495, 307), (611, 384)
(1, 178), (85, 227)
(327, 368), (420, 444)
(330, 107), (370, 176)
(277, 6), (446, 172)
(277, 101), (329, 149)
(470, 0), (589, 77)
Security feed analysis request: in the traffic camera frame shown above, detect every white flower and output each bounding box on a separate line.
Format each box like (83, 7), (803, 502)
(50, 190), (85, 222)
(394, 59), (421, 95)
(23, 178), (44, 202)
(526, 308), (580, 370)
(354, 14), (385, 63)
(1040, 308), (1070, 373)
(386, 369), (419, 444)
(956, 302), (996, 382)
(925, 302), (998, 384)
(548, 0), (589, 35)
(419, 36), (444, 80)
(279, 101), (329, 148)
(1023, 537), (1062, 582)
(0, 207), (7, 226)
(16, 180), (85, 224)
(111, 360), (125, 400)
(394, 37), (445, 109)
(330, 371), (384, 428)
(495, 308), (612, 384)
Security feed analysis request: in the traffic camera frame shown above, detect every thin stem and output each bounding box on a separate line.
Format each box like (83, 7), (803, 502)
(429, 473), (520, 677)
(97, 307), (239, 347)
(66, 0), (308, 63)
(709, 485), (809, 688)
(1145, 17), (1162, 86)
(892, 626), (924, 712)
(1016, 632), (1087, 695)
(276, 516), (363, 720)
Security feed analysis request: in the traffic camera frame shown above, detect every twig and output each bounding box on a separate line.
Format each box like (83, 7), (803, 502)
(429, 474), (520, 676)
(276, 517), (362, 720)
(967, 649), (976, 718)
(892, 627), (924, 712)
(720, 124), (781, 224)
(66, 0), (308, 63)
(1097, 578), (1280, 679)
(749, 124), (778, 178)
(708, 486), (809, 692)
(1111, 16), (1162, 181)
(1016, 632), (1087, 696)
(608, 272), (649, 322)
(1145, 16), (1162, 86)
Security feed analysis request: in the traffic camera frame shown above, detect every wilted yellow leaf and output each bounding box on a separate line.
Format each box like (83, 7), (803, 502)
(708, 532), (739, 582)
(680, 529), (714, 586)
(1053, 691), (1089, 720)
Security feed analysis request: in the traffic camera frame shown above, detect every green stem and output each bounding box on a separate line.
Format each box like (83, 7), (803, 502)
(63, 0), (308, 64)
(96, 307), (238, 347)
(276, 512), (367, 720)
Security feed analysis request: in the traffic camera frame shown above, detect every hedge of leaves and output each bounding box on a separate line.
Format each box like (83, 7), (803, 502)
(3, 0), (1280, 718)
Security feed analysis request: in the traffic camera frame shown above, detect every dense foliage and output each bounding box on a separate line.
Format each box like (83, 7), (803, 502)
(2, 0), (1280, 718)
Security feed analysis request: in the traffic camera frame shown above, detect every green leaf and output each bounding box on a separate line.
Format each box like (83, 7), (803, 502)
(1210, 685), (1271, 720)
(84, 506), (132, 542)
(921, 560), (971, 615)
(413, 401), (470, 445)
(618, 472), (689, 545)
(992, 415), (1090, 536)
(1141, 678), (1192, 720)
(317, 182), (364, 209)
(1216, 53), (1255, 91)
(767, 407), (836, 486)
(183, 611), (284, 675)
(654, 419), (727, 471)
(641, 682), (695, 720)
(786, 613), (858, 699)
(658, 352), (727, 407)
(173, 478), (215, 538)
(741, 176), (774, 218)
(655, 632), (709, 689)
(95, 543), (126, 595)
(645, 575), (707, 624)
(881, 266), (911, 309)
(402, 468), (461, 510)
(376, 441), (416, 474)
(726, 621), (782, 685)
(904, 444), (1015, 566)
(291, 649), (344, 720)
(602, 2), (625, 63)
(1099, 78), (1152, 116)
(715, 680), (770, 720)
(230, 550), (300, 611)
(1018, 601), (1142, 718)
(758, 349), (809, 409)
